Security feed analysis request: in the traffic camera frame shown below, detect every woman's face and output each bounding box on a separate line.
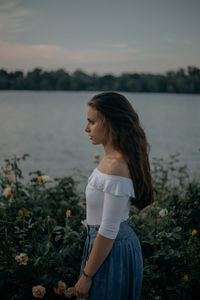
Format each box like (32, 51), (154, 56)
(85, 106), (108, 145)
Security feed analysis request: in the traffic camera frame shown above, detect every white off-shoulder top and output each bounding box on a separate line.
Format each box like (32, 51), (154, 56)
(85, 167), (136, 239)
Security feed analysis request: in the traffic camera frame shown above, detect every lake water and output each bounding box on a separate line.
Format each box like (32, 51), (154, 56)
(0, 91), (199, 187)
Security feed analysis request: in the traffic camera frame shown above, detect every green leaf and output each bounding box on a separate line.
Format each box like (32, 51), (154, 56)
(34, 257), (41, 266)
(44, 241), (51, 255)
(53, 226), (63, 231)
(173, 226), (182, 232)
(55, 235), (62, 242)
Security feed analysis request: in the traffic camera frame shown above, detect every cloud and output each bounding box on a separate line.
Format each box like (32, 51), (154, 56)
(0, 39), (139, 73)
(0, 0), (19, 11)
(0, 37), (194, 74)
(0, 0), (31, 36)
(163, 36), (175, 43)
(111, 43), (137, 53)
(1, 38), (194, 74)
(162, 35), (192, 46)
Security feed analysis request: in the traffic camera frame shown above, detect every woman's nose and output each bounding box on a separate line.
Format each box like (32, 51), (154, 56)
(85, 124), (89, 132)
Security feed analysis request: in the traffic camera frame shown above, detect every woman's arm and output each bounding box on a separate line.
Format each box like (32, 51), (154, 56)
(74, 232), (115, 298)
(83, 233), (115, 277)
(83, 191), (129, 277)
(74, 188), (130, 297)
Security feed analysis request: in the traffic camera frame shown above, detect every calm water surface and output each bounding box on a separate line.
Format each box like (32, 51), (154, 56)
(0, 91), (199, 187)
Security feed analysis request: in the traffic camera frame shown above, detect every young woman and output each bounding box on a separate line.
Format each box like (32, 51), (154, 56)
(74, 92), (154, 299)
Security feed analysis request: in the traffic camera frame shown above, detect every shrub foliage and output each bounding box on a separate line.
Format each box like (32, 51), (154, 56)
(0, 153), (199, 299)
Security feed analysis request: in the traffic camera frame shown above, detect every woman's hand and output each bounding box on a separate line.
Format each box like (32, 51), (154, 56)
(74, 274), (93, 298)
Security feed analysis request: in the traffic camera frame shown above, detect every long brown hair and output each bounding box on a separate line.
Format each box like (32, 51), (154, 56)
(88, 91), (154, 209)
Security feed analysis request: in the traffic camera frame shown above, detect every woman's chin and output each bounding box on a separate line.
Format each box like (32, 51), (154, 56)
(91, 140), (99, 145)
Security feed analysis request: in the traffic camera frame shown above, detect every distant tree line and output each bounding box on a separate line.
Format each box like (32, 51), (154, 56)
(0, 66), (200, 93)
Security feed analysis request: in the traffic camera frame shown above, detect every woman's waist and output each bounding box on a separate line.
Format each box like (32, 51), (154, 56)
(86, 219), (134, 240)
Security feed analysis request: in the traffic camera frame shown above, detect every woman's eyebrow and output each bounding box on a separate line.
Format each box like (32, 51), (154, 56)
(87, 118), (95, 121)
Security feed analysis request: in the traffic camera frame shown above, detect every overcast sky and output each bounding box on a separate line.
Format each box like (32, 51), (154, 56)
(0, 0), (199, 75)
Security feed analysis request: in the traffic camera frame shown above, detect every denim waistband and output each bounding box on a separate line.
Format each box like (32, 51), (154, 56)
(86, 219), (133, 240)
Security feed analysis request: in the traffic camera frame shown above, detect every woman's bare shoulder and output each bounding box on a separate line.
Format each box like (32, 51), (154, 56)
(98, 157), (131, 179)
(109, 159), (131, 178)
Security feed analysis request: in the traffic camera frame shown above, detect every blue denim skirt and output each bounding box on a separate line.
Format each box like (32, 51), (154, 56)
(78, 219), (143, 300)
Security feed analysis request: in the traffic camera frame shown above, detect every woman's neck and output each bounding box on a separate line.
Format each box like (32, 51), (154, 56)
(103, 142), (125, 160)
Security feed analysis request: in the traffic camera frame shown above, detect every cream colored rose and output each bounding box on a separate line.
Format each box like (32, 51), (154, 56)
(32, 285), (46, 298)
(159, 208), (168, 217)
(3, 187), (12, 197)
(81, 219), (87, 228)
(0, 202), (5, 208)
(43, 175), (53, 182)
(3, 167), (12, 175)
(15, 253), (28, 265)
(65, 286), (75, 298)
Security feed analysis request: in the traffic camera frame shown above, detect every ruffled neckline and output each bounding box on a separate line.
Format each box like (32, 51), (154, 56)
(87, 167), (136, 198)
(95, 168), (132, 181)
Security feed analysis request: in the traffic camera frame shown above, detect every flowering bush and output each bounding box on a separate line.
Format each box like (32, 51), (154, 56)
(0, 154), (86, 299)
(129, 153), (200, 300)
(0, 152), (199, 299)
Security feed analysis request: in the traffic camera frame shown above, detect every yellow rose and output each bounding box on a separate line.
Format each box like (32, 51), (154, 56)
(192, 229), (198, 236)
(66, 209), (71, 217)
(38, 175), (52, 183)
(93, 153), (100, 160)
(37, 176), (43, 182)
(183, 275), (189, 281)
(9, 177), (14, 183)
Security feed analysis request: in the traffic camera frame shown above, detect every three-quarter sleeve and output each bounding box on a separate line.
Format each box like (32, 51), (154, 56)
(98, 192), (130, 239)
